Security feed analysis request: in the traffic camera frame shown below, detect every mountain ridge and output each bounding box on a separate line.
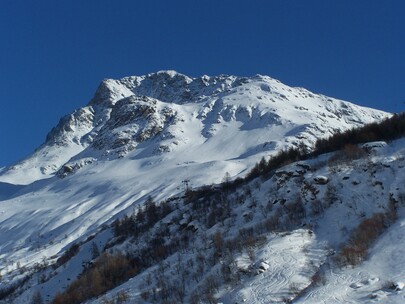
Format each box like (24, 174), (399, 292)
(0, 71), (389, 185)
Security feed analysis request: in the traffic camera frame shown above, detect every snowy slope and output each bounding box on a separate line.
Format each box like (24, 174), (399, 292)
(0, 71), (392, 303)
(11, 137), (405, 304)
(86, 138), (405, 304)
(0, 71), (388, 185)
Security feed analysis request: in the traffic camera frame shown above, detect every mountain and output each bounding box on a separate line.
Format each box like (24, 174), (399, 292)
(0, 71), (388, 185)
(0, 71), (394, 303)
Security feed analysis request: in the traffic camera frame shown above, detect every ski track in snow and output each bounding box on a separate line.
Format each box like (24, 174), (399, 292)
(223, 230), (327, 304)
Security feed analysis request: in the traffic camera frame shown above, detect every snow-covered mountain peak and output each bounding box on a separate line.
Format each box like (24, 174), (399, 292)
(153, 69), (193, 81)
(0, 71), (390, 185)
(89, 78), (134, 107)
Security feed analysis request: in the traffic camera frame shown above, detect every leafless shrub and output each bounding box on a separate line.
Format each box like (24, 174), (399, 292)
(310, 199), (323, 216)
(329, 144), (366, 165)
(53, 243), (80, 269)
(289, 282), (300, 295)
(52, 253), (137, 304)
(140, 290), (149, 301)
(337, 208), (397, 266)
(115, 290), (129, 303)
(100, 298), (114, 304)
(310, 269), (327, 286)
(30, 291), (43, 304)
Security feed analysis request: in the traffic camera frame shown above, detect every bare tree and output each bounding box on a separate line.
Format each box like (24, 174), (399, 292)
(31, 291), (43, 304)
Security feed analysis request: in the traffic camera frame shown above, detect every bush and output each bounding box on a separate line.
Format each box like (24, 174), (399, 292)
(337, 208), (397, 266)
(328, 144), (366, 164)
(315, 113), (405, 156)
(310, 269), (327, 286)
(112, 197), (173, 240)
(30, 291), (43, 304)
(54, 243), (80, 269)
(52, 253), (137, 304)
(115, 290), (129, 303)
(0, 275), (31, 300)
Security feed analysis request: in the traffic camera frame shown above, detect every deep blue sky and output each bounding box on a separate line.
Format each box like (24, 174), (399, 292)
(1, 0), (404, 166)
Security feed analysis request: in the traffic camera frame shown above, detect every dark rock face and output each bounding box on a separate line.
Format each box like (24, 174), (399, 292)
(90, 96), (178, 157)
(45, 107), (94, 146)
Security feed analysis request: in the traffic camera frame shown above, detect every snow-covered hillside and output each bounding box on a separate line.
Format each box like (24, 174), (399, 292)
(0, 70), (387, 185)
(9, 136), (405, 304)
(0, 71), (394, 303)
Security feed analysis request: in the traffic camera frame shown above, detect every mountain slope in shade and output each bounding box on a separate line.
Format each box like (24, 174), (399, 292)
(0, 71), (388, 185)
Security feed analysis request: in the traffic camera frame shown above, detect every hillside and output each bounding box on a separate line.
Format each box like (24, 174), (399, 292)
(7, 120), (405, 304)
(0, 71), (395, 303)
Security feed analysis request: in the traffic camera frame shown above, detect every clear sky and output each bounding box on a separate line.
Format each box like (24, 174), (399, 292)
(1, 0), (404, 167)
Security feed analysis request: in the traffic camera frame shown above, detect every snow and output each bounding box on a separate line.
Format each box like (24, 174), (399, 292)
(0, 71), (397, 303)
(223, 230), (327, 303)
(297, 210), (405, 303)
(0, 71), (389, 185)
(80, 139), (405, 304)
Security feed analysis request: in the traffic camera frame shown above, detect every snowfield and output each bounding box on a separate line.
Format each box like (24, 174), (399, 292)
(222, 230), (327, 303)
